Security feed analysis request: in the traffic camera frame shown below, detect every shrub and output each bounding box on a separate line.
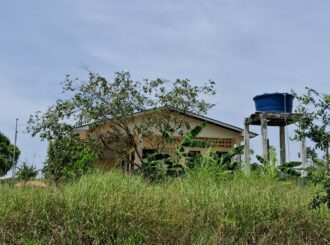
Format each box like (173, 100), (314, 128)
(44, 135), (98, 183)
(309, 175), (330, 209)
(307, 165), (328, 184)
(16, 162), (38, 181)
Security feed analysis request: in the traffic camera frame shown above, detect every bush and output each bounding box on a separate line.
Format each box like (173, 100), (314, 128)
(307, 165), (328, 184)
(309, 175), (330, 209)
(44, 135), (98, 183)
(16, 162), (38, 181)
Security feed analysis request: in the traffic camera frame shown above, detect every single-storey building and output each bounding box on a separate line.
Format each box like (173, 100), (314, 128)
(75, 108), (257, 170)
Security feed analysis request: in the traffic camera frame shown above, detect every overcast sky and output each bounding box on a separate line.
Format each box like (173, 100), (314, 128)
(1, 0), (329, 171)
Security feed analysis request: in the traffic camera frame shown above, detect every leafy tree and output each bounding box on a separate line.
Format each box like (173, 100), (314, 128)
(44, 135), (97, 182)
(16, 162), (38, 181)
(0, 132), (20, 176)
(292, 88), (330, 170)
(27, 71), (216, 171)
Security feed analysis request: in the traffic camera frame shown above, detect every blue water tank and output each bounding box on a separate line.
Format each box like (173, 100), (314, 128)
(253, 93), (294, 113)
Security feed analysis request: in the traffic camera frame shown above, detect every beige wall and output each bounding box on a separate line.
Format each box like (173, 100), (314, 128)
(76, 112), (243, 168)
(183, 116), (241, 143)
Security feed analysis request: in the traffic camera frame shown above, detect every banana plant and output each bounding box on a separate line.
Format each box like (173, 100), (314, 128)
(141, 122), (211, 179)
(176, 122), (210, 153)
(212, 145), (244, 171)
(142, 153), (183, 180)
(175, 121), (211, 167)
(255, 154), (301, 178)
(278, 161), (302, 177)
(255, 147), (277, 173)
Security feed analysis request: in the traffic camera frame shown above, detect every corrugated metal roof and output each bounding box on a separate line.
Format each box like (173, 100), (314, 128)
(75, 107), (258, 138)
(172, 110), (257, 138)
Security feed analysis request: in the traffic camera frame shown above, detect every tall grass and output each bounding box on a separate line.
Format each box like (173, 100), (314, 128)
(0, 165), (329, 244)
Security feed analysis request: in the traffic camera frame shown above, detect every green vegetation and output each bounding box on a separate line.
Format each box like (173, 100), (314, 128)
(27, 71), (216, 178)
(0, 132), (20, 176)
(16, 162), (38, 181)
(0, 167), (329, 244)
(292, 87), (330, 170)
(12, 78), (327, 243)
(45, 135), (97, 183)
(142, 121), (210, 180)
(254, 150), (302, 178)
(141, 122), (244, 181)
(309, 175), (330, 209)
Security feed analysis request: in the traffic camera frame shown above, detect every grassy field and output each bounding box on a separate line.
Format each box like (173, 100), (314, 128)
(0, 165), (329, 244)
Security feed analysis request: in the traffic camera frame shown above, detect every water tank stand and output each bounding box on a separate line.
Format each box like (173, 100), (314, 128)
(243, 112), (306, 174)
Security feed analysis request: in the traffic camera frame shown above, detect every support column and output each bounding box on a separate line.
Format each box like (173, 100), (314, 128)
(300, 122), (307, 168)
(279, 126), (286, 165)
(261, 115), (269, 162)
(243, 120), (250, 174)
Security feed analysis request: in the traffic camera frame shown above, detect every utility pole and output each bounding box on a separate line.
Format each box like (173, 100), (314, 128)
(12, 118), (18, 179)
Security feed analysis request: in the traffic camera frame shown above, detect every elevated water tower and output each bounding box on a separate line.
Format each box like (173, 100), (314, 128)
(243, 93), (307, 173)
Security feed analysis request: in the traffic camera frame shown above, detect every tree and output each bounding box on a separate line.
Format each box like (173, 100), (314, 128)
(0, 132), (20, 176)
(292, 87), (330, 170)
(16, 162), (38, 181)
(27, 71), (216, 172)
(44, 135), (97, 182)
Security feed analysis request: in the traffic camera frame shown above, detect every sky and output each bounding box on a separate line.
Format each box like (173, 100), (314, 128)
(0, 0), (329, 172)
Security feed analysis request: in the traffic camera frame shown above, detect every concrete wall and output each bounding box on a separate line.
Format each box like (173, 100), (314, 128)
(76, 111), (243, 169)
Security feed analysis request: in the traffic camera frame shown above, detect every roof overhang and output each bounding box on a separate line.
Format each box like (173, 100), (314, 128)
(74, 107), (258, 138)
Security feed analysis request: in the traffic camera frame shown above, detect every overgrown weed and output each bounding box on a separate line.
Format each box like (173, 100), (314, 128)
(0, 167), (329, 244)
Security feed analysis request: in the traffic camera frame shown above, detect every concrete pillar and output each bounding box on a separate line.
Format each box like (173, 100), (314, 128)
(300, 122), (307, 168)
(261, 115), (269, 161)
(279, 126), (286, 165)
(243, 120), (250, 174)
